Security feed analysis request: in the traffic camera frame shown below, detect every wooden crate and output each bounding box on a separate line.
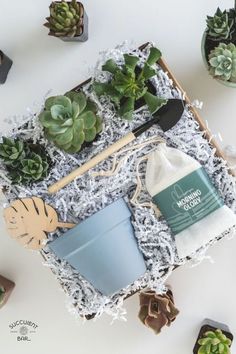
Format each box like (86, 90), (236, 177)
(47, 42), (233, 318)
(3, 42), (233, 319)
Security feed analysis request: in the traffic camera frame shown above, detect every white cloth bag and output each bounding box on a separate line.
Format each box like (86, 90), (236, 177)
(145, 143), (236, 258)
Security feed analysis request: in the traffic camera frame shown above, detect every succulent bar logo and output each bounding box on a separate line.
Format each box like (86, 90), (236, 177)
(9, 320), (38, 341)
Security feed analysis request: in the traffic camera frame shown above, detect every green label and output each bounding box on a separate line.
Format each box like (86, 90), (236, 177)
(152, 167), (224, 235)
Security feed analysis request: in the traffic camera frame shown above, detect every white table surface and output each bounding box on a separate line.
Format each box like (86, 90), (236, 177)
(1, 0), (236, 353)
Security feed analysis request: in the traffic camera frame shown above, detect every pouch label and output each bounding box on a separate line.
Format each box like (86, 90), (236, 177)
(152, 167), (224, 235)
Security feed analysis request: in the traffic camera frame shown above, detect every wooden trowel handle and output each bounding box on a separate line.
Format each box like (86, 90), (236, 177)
(48, 132), (136, 194)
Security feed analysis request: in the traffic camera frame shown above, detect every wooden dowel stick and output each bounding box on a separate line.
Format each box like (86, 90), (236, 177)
(48, 132), (136, 194)
(57, 222), (76, 229)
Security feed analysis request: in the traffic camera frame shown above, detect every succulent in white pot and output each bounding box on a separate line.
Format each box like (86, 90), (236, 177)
(201, 1), (236, 87)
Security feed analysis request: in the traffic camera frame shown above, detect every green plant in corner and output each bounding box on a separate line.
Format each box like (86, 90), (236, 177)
(93, 47), (167, 120)
(0, 137), (25, 167)
(208, 43), (236, 82)
(206, 7), (234, 40)
(198, 329), (231, 354)
(0, 138), (50, 185)
(9, 153), (49, 184)
(39, 91), (103, 154)
(44, 0), (83, 38)
(0, 286), (5, 305)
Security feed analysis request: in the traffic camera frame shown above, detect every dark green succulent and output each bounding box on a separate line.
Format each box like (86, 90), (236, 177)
(9, 152), (49, 184)
(0, 137), (50, 185)
(93, 47), (167, 120)
(208, 43), (236, 82)
(206, 7), (234, 40)
(0, 137), (25, 167)
(198, 329), (231, 354)
(0, 286), (5, 305)
(39, 91), (103, 154)
(44, 0), (84, 38)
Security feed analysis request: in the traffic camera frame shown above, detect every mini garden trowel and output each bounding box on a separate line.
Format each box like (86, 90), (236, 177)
(48, 99), (185, 194)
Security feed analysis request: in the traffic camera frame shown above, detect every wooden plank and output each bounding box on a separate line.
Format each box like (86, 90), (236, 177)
(3, 42), (234, 319)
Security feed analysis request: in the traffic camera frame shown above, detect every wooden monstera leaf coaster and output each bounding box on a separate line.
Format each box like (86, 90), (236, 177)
(3, 197), (75, 250)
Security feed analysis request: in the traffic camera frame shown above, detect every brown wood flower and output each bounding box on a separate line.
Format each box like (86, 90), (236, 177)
(138, 288), (179, 334)
(3, 197), (75, 250)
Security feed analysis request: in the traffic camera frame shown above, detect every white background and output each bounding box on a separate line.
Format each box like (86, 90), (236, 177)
(0, 0), (236, 353)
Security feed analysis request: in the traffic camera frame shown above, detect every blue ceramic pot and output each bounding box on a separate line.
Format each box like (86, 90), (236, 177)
(49, 198), (146, 296)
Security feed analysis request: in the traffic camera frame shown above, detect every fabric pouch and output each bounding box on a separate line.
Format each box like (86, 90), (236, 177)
(145, 143), (236, 258)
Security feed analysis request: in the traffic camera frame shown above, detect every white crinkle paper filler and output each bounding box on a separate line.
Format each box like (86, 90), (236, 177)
(1, 42), (236, 320)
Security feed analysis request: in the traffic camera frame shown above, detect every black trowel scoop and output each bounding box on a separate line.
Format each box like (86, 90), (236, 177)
(133, 98), (185, 137)
(48, 99), (185, 194)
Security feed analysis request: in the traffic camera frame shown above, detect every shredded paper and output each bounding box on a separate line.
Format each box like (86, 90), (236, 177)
(1, 42), (236, 320)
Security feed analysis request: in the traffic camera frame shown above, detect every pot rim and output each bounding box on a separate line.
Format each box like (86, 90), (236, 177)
(49, 198), (132, 257)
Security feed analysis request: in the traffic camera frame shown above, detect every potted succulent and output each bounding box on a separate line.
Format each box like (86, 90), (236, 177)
(93, 47), (167, 120)
(44, 0), (88, 42)
(193, 319), (233, 354)
(49, 198), (147, 296)
(0, 50), (12, 84)
(39, 91), (103, 154)
(0, 275), (15, 309)
(0, 137), (49, 185)
(201, 2), (236, 86)
(138, 287), (179, 334)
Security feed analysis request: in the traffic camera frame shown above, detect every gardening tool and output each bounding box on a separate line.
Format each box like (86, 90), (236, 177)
(48, 99), (185, 194)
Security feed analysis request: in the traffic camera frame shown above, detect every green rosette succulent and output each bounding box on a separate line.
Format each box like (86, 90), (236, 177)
(39, 91), (103, 154)
(0, 137), (50, 185)
(9, 152), (49, 184)
(44, 0), (83, 38)
(0, 286), (5, 305)
(93, 47), (167, 120)
(0, 137), (25, 167)
(198, 329), (231, 354)
(206, 7), (234, 40)
(208, 43), (236, 82)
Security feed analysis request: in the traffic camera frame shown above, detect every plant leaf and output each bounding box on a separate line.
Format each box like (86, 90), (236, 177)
(142, 63), (156, 80)
(123, 54), (139, 72)
(102, 59), (119, 74)
(84, 127), (96, 142)
(93, 82), (122, 105)
(81, 111), (96, 129)
(146, 47), (162, 66)
(51, 105), (67, 119)
(198, 346), (206, 354)
(55, 128), (73, 145)
(95, 116), (103, 133)
(65, 91), (87, 113)
(72, 101), (80, 118)
(118, 97), (135, 120)
(45, 96), (71, 110)
(144, 92), (167, 114)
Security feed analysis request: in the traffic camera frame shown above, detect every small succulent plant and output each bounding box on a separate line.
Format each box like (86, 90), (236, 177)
(39, 91), (103, 154)
(206, 7), (234, 40)
(0, 286), (5, 305)
(13, 153), (49, 184)
(44, 0), (84, 38)
(198, 329), (231, 354)
(138, 288), (179, 334)
(0, 138), (49, 185)
(0, 137), (25, 167)
(208, 43), (236, 82)
(93, 47), (167, 120)
(8, 153), (49, 184)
